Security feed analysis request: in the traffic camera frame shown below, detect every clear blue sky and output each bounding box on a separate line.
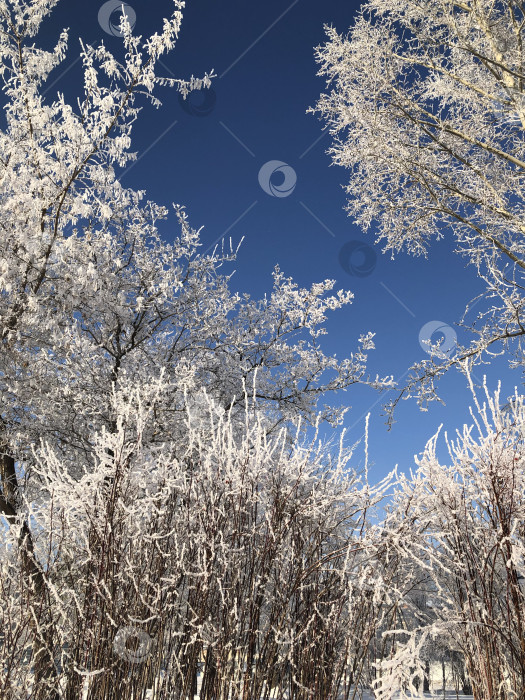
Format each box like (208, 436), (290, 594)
(38, 0), (520, 481)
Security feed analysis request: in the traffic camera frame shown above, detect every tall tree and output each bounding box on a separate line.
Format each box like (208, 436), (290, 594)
(0, 1), (392, 696)
(312, 0), (525, 422)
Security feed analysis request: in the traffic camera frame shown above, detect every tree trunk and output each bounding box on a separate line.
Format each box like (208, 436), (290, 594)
(0, 450), (60, 700)
(423, 659), (430, 693)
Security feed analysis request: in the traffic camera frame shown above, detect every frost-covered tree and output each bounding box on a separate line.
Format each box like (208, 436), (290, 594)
(0, 1), (394, 697)
(312, 0), (525, 420)
(1, 377), (395, 699)
(378, 379), (525, 699)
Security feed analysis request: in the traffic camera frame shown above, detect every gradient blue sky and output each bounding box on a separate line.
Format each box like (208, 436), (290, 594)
(38, 0), (520, 481)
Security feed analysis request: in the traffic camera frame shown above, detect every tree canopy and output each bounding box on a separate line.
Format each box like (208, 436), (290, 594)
(312, 0), (525, 421)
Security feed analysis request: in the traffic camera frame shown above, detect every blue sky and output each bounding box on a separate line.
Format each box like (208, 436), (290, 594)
(38, 0), (520, 481)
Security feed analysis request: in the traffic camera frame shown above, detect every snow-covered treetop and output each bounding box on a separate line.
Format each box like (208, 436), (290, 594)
(312, 0), (525, 421)
(0, 0), (393, 475)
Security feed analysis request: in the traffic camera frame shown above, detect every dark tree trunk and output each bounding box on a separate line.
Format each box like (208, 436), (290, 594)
(1, 450), (60, 700)
(424, 659), (431, 692)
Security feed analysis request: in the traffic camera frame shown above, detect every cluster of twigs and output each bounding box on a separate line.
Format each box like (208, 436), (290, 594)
(0, 388), (388, 700)
(2, 383), (525, 699)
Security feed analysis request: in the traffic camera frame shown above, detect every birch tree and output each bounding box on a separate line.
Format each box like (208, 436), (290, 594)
(312, 0), (525, 421)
